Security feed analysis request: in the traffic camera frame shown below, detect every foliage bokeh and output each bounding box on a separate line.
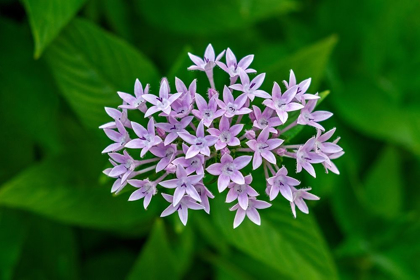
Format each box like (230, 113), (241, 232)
(0, 0), (419, 279)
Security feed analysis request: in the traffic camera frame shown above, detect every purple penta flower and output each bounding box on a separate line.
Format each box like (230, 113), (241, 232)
(252, 106), (281, 133)
(289, 187), (319, 218)
(226, 174), (259, 209)
(216, 48), (256, 77)
(155, 116), (193, 145)
(297, 97), (333, 131)
(263, 82), (304, 124)
(150, 143), (177, 172)
(230, 197), (271, 228)
(230, 71), (271, 101)
(128, 179), (157, 209)
(283, 69), (319, 102)
(187, 44), (225, 72)
(161, 194), (203, 226)
(206, 153), (252, 192)
(217, 86), (252, 118)
(318, 135), (344, 175)
(107, 150), (138, 183)
(172, 144), (205, 175)
(142, 78), (182, 117)
(266, 166), (300, 201)
(118, 78), (148, 113)
(192, 93), (224, 127)
(125, 118), (162, 157)
(207, 116), (243, 150)
(175, 77), (196, 102)
(295, 138), (325, 178)
(170, 78), (196, 118)
(195, 183), (215, 214)
(313, 128), (343, 155)
(99, 107), (131, 129)
(102, 120), (131, 153)
(178, 121), (218, 159)
(159, 165), (203, 205)
(103, 159), (136, 193)
(246, 127), (284, 169)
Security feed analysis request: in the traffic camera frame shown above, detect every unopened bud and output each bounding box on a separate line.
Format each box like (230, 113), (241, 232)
(165, 163), (176, 174)
(156, 127), (166, 138)
(245, 130), (256, 140)
(207, 88), (219, 99)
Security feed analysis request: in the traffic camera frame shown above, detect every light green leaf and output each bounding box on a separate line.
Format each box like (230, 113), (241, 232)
(128, 219), (194, 280)
(212, 195), (338, 280)
(363, 145), (403, 219)
(0, 209), (28, 280)
(44, 18), (159, 129)
(264, 35), (338, 90)
(137, 0), (297, 35)
(22, 0), (86, 58)
(0, 156), (156, 231)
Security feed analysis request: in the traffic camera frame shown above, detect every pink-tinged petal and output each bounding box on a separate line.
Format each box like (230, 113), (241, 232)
(312, 111), (333, 122)
(283, 85), (298, 103)
(271, 82), (282, 99)
(128, 189), (145, 201)
(144, 106), (160, 118)
(280, 185), (293, 201)
(205, 135), (219, 146)
(247, 208), (261, 225)
(186, 199), (204, 210)
(216, 49), (226, 63)
(147, 118), (155, 135)
(99, 122), (115, 129)
(226, 188), (237, 203)
(111, 179), (122, 193)
(233, 156), (252, 169)
(186, 185), (201, 202)
(266, 139), (284, 150)
(206, 163), (222, 175)
(223, 86), (234, 103)
(134, 79), (143, 96)
(229, 84), (244, 91)
(159, 78), (170, 99)
(207, 128), (221, 136)
(220, 153), (234, 164)
(244, 174), (253, 184)
(303, 93), (320, 100)
(238, 54), (254, 69)
(239, 70), (250, 85)
(178, 132), (196, 144)
(189, 174), (204, 185)
(229, 124), (243, 136)
(180, 116), (194, 128)
(276, 110), (288, 124)
(290, 202), (297, 218)
(142, 94), (159, 105)
(252, 105), (262, 119)
(196, 121), (205, 138)
(285, 176), (300, 186)
(162, 193), (173, 203)
(251, 73), (265, 89)
(124, 139), (144, 149)
(228, 137), (240, 147)
(161, 204), (177, 217)
(253, 90), (271, 99)
(159, 179), (179, 189)
(109, 165), (126, 177)
(216, 61), (228, 72)
(104, 129), (120, 142)
(156, 158), (170, 172)
(322, 143), (343, 153)
(216, 99), (226, 110)
(289, 70), (296, 87)
(186, 145), (200, 159)
(235, 93), (248, 108)
(188, 65), (202, 71)
(215, 141), (227, 150)
(233, 208), (246, 228)
(188, 53), (204, 67)
(252, 152), (263, 170)
(143, 193), (153, 209)
(175, 77), (187, 93)
(302, 162), (316, 178)
(204, 44), (215, 61)
(117, 92), (135, 103)
(226, 48), (237, 65)
(286, 102), (304, 112)
(301, 191), (320, 201)
(231, 171), (245, 185)
(319, 127), (336, 142)
(236, 107), (252, 115)
(127, 179), (145, 188)
(257, 127), (270, 142)
(253, 200), (271, 209)
(173, 187), (186, 206)
(218, 174), (231, 192)
(201, 146), (211, 156)
(219, 116), (230, 131)
(176, 164), (188, 178)
(269, 186), (280, 200)
(164, 132), (178, 145)
(168, 92), (182, 104)
(195, 93), (208, 111)
(105, 107), (121, 119)
(299, 78), (311, 93)
(247, 187), (259, 197)
(295, 198), (309, 214)
(262, 99), (276, 110)
(238, 193), (249, 210)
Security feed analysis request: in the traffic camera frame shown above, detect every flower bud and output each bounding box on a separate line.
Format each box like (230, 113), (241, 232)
(165, 163), (176, 174)
(276, 148), (287, 156)
(220, 147), (231, 155)
(245, 130), (256, 140)
(156, 127), (166, 138)
(207, 88), (219, 99)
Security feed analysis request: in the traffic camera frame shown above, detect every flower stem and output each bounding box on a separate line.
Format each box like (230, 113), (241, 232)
(136, 165), (156, 174)
(279, 120), (298, 134)
(282, 144), (303, 149)
(236, 148), (252, 152)
(137, 158), (160, 165)
(189, 122), (197, 131)
(236, 115), (243, 125)
(266, 162), (276, 176)
(206, 69), (216, 89)
(154, 172), (169, 185)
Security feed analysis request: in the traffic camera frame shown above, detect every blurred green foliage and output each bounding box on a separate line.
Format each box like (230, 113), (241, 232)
(0, 0), (419, 279)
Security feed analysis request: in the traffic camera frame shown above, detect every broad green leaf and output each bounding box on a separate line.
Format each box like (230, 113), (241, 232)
(212, 194), (338, 280)
(0, 209), (28, 280)
(12, 215), (79, 280)
(44, 18), (159, 129)
(263, 35), (338, 90)
(22, 0), (86, 58)
(137, 0), (297, 35)
(128, 219), (194, 280)
(363, 145), (402, 219)
(0, 156), (156, 231)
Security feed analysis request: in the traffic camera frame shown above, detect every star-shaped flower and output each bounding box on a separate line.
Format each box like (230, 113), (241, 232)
(289, 187), (319, 218)
(106, 150), (138, 183)
(172, 144), (205, 175)
(217, 86), (252, 118)
(192, 93), (224, 127)
(297, 97), (333, 131)
(194, 183), (214, 214)
(266, 166), (300, 201)
(102, 120), (131, 153)
(246, 127), (284, 169)
(207, 116), (243, 150)
(125, 118), (162, 157)
(206, 153), (252, 192)
(178, 121), (218, 159)
(283, 70), (319, 102)
(128, 179), (157, 209)
(230, 71), (271, 101)
(170, 78), (196, 118)
(263, 82), (304, 124)
(99, 107), (131, 129)
(118, 78), (148, 112)
(160, 194), (203, 226)
(226, 174), (259, 209)
(230, 197), (271, 228)
(216, 48), (256, 77)
(155, 116), (193, 145)
(252, 106), (281, 133)
(295, 138), (325, 177)
(187, 44), (225, 72)
(142, 78), (182, 117)
(150, 143), (177, 172)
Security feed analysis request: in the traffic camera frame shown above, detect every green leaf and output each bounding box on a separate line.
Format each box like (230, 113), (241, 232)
(127, 219), (194, 280)
(137, 0), (297, 35)
(44, 18), (159, 129)
(212, 195), (338, 280)
(263, 35), (338, 90)
(363, 145), (403, 219)
(22, 0), (86, 58)
(12, 215), (79, 280)
(0, 155), (156, 231)
(0, 209), (28, 280)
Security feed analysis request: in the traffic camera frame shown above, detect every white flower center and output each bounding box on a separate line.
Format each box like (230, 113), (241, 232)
(220, 131), (231, 143)
(195, 137), (206, 148)
(222, 163), (235, 175)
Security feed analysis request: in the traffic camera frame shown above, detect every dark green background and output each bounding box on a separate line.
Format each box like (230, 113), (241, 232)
(0, 0), (419, 279)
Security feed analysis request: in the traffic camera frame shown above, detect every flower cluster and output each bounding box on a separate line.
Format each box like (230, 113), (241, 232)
(101, 44), (344, 228)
